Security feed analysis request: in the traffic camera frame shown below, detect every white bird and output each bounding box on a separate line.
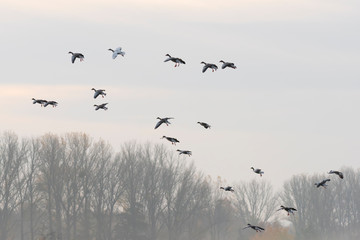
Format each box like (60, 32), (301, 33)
(251, 167), (264, 177)
(108, 47), (125, 59)
(91, 88), (106, 99)
(43, 101), (58, 107)
(164, 54), (186, 67)
(201, 61), (218, 73)
(219, 60), (237, 69)
(94, 103), (108, 111)
(68, 51), (84, 63)
(155, 117), (173, 129)
(177, 149), (192, 156)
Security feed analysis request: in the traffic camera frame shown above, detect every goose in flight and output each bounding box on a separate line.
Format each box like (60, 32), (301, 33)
(315, 179), (330, 188)
(91, 88), (106, 99)
(94, 103), (108, 111)
(277, 206), (297, 216)
(177, 149), (192, 156)
(43, 101), (58, 107)
(201, 62), (218, 73)
(243, 224), (265, 232)
(32, 98), (47, 107)
(251, 167), (264, 177)
(328, 170), (344, 179)
(68, 51), (84, 63)
(219, 60), (237, 69)
(155, 117), (173, 129)
(220, 186), (234, 192)
(108, 47), (125, 59)
(162, 136), (179, 145)
(164, 54), (186, 67)
(197, 122), (211, 129)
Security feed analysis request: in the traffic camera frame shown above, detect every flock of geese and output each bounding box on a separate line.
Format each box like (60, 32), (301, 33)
(31, 47), (345, 234)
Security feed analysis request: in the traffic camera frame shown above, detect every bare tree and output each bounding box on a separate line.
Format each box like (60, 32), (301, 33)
(0, 132), (28, 240)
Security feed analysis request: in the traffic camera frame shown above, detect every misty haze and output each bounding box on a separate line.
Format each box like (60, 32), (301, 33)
(0, 132), (359, 240)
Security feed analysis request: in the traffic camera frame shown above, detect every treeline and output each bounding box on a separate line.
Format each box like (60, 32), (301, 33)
(0, 131), (359, 240)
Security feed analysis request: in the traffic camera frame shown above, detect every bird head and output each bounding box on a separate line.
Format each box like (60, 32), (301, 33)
(108, 48), (114, 52)
(200, 61), (206, 64)
(250, 167), (254, 170)
(165, 54), (171, 57)
(219, 60), (224, 63)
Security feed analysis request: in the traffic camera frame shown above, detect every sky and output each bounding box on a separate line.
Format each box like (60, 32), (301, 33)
(1, 0), (360, 189)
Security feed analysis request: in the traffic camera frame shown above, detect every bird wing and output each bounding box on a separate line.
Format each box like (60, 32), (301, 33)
(43, 101), (49, 107)
(202, 65), (209, 73)
(339, 172), (344, 179)
(178, 58), (186, 64)
(164, 57), (173, 62)
(242, 226), (250, 230)
(154, 120), (164, 129)
(94, 91), (100, 99)
(112, 52), (118, 59)
(258, 226), (265, 231)
(290, 208), (297, 211)
(221, 63), (226, 69)
(71, 55), (76, 63)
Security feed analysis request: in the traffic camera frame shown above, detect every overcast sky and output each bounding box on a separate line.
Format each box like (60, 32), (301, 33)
(1, 0), (359, 188)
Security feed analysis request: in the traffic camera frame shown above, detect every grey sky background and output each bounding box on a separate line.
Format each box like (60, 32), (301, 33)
(1, 0), (359, 188)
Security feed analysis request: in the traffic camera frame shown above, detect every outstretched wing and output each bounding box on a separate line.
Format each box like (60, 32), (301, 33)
(154, 120), (163, 129)
(94, 91), (100, 99)
(71, 55), (76, 63)
(202, 65), (209, 73)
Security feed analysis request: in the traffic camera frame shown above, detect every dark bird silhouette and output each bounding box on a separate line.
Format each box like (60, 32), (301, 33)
(243, 224), (265, 232)
(162, 136), (179, 145)
(197, 122), (211, 129)
(277, 205), (297, 216)
(155, 117), (173, 129)
(177, 149), (192, 156)
(94, 103), (108, 111)
(164, 54), (186, 67)
(220, 186), (234, 192)
(68, 51), (84, 63)
(315, 179), (331, 188)
(328, 170), (344, 179)
(219, 60), (237, 69)
(201, 61), (218, 73)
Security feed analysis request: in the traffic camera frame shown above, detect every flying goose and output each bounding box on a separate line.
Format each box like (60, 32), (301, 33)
(155, 117), (173, 129)
(219, 60), (237, 69)
(177, 149), (192, 156)
(315, 179), (331, 188)
(220, 186), (234, 192)
(68, 51), (84, 63)
(197, 122), (211, 129)
(162, 136), (179, 145)
(251, 167), (264, 177)
(164, 54), (186, 67)
(328, 170), (344, 179)
(108, 47), (125, 59)
(94, 103), (108, 111)
(32, 98), (47, 107)
(277, 205), (297, 216)
(43, 101), (58, 107)
(243, 224), (265, 232)
(91, 88), (106, 99)
(201, 62), (218, 73)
